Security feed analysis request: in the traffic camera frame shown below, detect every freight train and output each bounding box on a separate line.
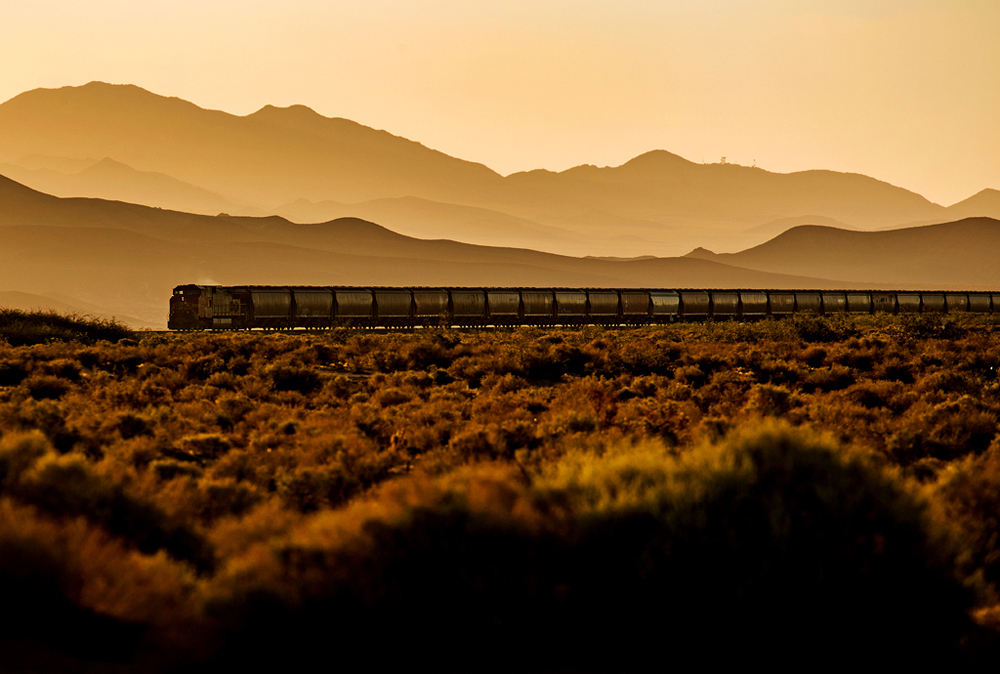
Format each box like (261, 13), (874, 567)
(167, 284), (1000, 330)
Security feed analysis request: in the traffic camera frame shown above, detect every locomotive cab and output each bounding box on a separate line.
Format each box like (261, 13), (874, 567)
(168, 284), (204, 330)
(168, 285), (248, 330)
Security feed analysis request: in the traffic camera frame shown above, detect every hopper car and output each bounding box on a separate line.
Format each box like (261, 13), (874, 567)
(168, 285), (999, 330)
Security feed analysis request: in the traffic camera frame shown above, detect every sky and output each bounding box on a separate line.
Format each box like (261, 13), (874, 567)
(1, 0), (998, 205)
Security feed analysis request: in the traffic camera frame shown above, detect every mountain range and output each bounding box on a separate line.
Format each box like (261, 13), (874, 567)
(2, 82), (998, 257)
(1, 81), (997, 327)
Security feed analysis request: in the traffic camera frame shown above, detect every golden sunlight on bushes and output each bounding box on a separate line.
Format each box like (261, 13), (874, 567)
(0, 314), (998, 670)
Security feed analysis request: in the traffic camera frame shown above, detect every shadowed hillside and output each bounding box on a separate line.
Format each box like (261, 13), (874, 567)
(274, 196), (579, 252)
(947, 190), (1000, 221)
(0, 176), (856, 327)
(0, 157), (238, 215)
(4, 83), (998, 257)
(0, 291), (153, 328)
(686, 218), (1000, 289)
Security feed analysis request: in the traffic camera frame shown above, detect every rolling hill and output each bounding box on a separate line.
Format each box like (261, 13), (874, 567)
(685, 218), (1000, 289)
(0, 175), (869, 327)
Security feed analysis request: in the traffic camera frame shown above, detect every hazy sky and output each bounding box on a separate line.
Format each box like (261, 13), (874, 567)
(2, 0), (998, 204)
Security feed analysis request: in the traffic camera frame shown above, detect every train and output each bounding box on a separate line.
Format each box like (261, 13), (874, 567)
(167, 284), (1000, 330)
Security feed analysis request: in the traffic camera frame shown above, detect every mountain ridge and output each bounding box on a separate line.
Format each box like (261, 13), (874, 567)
(685, 218), (1000, 288)
(3, 82), (997, 257)
(0, 174), (893, 326)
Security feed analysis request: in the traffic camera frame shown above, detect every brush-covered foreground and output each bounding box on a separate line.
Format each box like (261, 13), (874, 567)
(0, 309), (133, 347)
(1, 314), (999, 671)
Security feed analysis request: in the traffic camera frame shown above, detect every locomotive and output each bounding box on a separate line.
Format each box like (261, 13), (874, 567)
(167, 284), (999, 330)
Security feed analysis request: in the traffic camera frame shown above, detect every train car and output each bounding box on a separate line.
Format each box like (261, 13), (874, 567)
(168, 285), (997, 330)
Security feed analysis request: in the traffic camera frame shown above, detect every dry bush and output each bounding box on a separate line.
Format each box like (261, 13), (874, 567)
(931, 439), (1000, 586)
(0, 316), (998, 668)
(888, 396), (998, 464)
(745, 383), (798, 417)
(196, 421), (974, 671)
(1, 432), (214, 573)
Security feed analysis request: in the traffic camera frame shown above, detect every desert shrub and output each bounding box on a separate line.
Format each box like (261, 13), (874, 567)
(4, 400), (82, 454)
(275, 460), (383, 513)
(0, 309), (133, 346)
(0, 442), (214, 573)
(375, 387), (411, 408)
(16, 452), (213, 570)
(202, 422), (973, 670)
(276, 467), (335, 513)
(447, 420), (538, 463)
(0, 498), (154, 664)
(117, 412), (154, 439)
(481, 372), (528, 394)
(745, 383), (797, 417)
(801, 365), (855, 393)
(447, 354), (492, 387)
(24, 374), (71, 400)
(830, 339), (877, 371)
(537, 411), (599, 439)
(521, 340), (590, 382)
(196, 479), (263, 522)
(800, 346), (828, 367)
(958, 349), (1000, 381)
(888, 397), (998, 464)
(614, 397), (694, 445)
(875, 357), (916, 384)
(0, 359), (29, 386)
(0, 317), (998, 667)
(40, 358), (83, 381)
(268, 366), (321, 394)
(792, 314), (843, 342)
(546, 422), (972, 668)
(400, 335), (453, 370)
(216, 394), (255, 423)
(0, 431), (52, 487)
(918, 369), (976, 395)
(846, 380), (911, 412)
(151, 459), (204, 482)
(205, 371), (239, 390)
(177, 434), (232, 463)
(673, 364), (707, 387)
(185, 356), (226, 381)
(932, 442), (1000, 586)
(756, 357), (803, 386)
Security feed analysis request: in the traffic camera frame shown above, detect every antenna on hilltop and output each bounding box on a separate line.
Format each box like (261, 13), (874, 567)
(721, 157), (727, 164)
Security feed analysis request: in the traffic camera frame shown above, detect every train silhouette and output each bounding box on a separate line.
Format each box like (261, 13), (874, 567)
(167, 284), (1000, 330)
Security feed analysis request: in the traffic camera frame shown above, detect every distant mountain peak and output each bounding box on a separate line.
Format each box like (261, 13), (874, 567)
(684, 247), (718, 260)
(620, 149), (696, 169)
(4, 81), (207, 120)
(80, 81), (145, 92)
(250, 103), (324, 120)
(84, 156), (131, 170)
(48, 81), (177, 102)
